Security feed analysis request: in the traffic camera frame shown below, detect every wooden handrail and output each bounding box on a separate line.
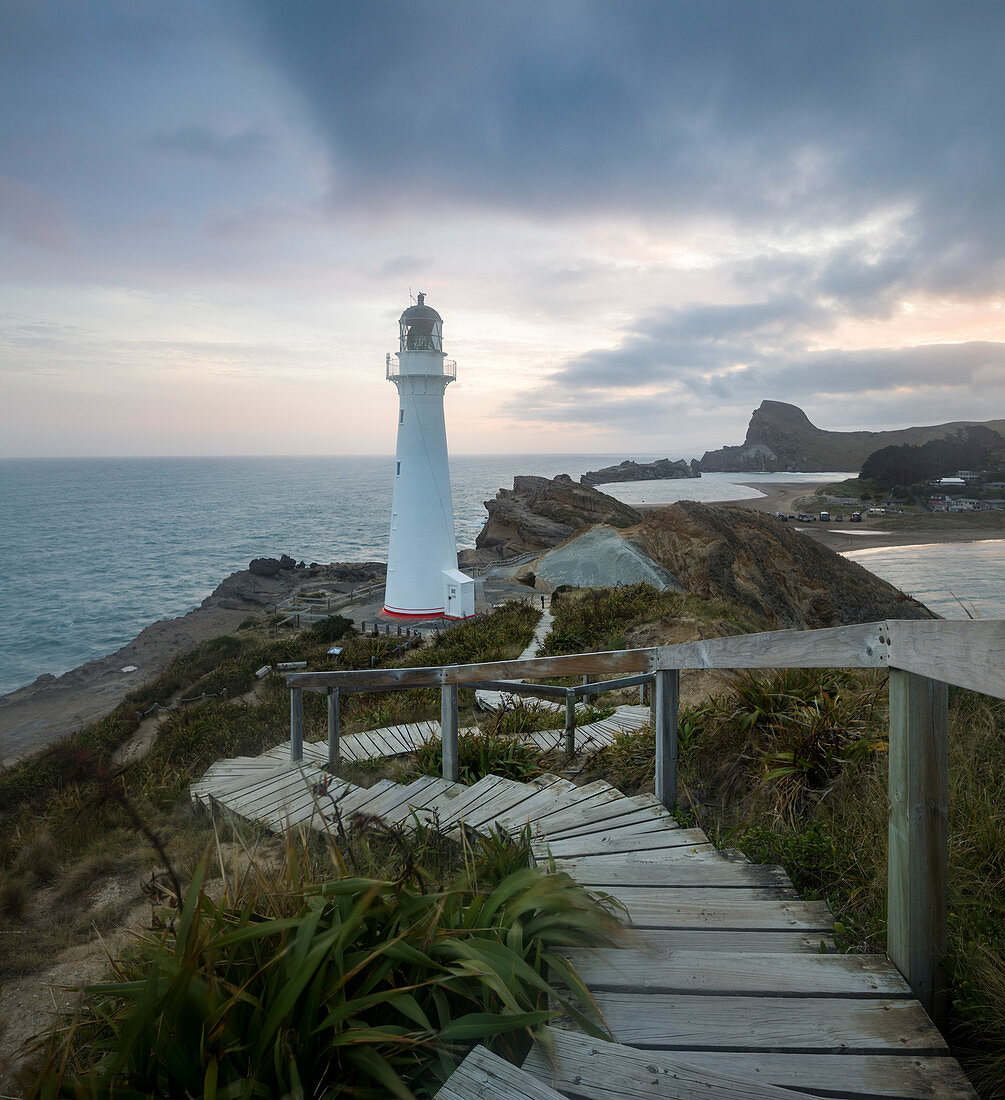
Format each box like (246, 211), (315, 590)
(285, 618), (1004, 1020)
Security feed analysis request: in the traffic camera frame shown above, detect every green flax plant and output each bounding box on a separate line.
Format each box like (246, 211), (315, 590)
(23, 824), (617, 1099)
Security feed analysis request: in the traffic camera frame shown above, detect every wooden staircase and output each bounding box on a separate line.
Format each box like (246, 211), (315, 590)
(191, 755), (976, 1098)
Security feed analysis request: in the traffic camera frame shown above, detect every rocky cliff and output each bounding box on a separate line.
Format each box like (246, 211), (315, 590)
(636, 502), (933, 628)
(699, 400), (1005, 473)
(580, 458), (700, 486)
(471, 475), (642, 560)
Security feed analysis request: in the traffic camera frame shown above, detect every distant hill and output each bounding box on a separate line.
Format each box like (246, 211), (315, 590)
(699, 400), (1005, 473)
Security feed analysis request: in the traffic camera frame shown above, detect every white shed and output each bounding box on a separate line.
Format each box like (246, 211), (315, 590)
(442, 569), (475, 619)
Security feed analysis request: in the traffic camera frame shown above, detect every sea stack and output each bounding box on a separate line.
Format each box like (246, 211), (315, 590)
(382, 294), (474, 619)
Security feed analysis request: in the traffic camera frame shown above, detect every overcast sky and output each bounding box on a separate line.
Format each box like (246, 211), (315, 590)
(2, 0), (1003, 457)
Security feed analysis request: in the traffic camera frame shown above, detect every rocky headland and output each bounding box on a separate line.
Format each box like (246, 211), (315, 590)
(579, 458), (700, 486)
(699, 399), (1005, 473)
(464, 473), (933, 630)
(465, 474), (642, 561)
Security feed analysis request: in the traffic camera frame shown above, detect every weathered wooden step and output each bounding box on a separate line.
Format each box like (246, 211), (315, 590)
(554, 859), (793, 890)
(522, 1027), (821, 1099)
(625, 928), (837, 953)
(383, 777), (461, 826)
(436, 774), (512, 828)
(601, 888), (832, 930)
(522, 1027), (975, 1099)
(558, 949), (911, 997)
(583, 991), (947, 1052)
(533, 828), (712, 861)
(436, 1044), (565, 1099)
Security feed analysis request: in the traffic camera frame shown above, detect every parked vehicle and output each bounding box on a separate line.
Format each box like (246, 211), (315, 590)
(819, 511), (830, 522)
(850, 512), (862, 522)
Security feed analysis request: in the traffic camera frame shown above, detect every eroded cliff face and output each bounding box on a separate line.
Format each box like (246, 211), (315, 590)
(472, 475), (642, 559)
(699, 400), (1005, 473)
(636, 502), (934, 628)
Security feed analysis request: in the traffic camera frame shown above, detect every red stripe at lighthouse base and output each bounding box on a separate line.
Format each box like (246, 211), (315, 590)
(382, 605), (446, 620)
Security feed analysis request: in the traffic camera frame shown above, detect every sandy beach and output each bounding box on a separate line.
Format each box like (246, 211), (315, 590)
(0, 566), (367, 767)
(721, 481), (1003, 553)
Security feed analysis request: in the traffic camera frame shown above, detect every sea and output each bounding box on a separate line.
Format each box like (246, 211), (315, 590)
(0, 457), (1001, 699)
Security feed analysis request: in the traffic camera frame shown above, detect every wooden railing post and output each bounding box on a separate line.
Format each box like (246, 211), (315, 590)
(327, 688), (340, 770)
(441, 683), (459, 782)
(290, 687), (304, 763)
(887, 669), (949, 1023)
(565, 689), (576, 757)
(654, 668), (679, 811)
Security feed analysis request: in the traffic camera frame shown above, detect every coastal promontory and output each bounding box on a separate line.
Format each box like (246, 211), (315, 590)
(699, 399), (1005, 473)
(579, 458), (700, 486)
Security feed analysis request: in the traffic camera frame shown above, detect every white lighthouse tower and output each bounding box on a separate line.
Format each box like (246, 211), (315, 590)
(383, 293), (474, 620)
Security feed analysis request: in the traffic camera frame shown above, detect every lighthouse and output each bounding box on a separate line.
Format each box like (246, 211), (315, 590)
(383, 294), (474, 620)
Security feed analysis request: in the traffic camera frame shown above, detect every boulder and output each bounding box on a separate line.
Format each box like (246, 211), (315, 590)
(249, 557), (281, 577)
(279, 554), (297, 570)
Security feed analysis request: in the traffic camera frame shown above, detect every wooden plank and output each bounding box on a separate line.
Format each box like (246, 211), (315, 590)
(633, 1051), (978, 1099)
(653, 667), (678, 811)
(289, 687), (304, 761)
(437, 774), (511, 828)
(591, 889), (833, 930)
(558, 949), (912, 996)
(625, 929), (836, 953)
(552, 859), (791, 889)
(885, 618), (1005, 700)
(436, 1045), (566, 1100)
(522, 1029), (822, 1100)
(534, 829), (713, 860)
(654, 621), (888, 672)
(441, 683), (459, 782)
(532, 792), (660, 832)
(537, 809), (671, 843)
(288, 647), (656, 691)
(586, 992), (946, 1051)
(327, 688), (340, 768)
(522, 1029), (976, 1099)
(888, 669), (949, 1022)
(384, 777), (459, 826)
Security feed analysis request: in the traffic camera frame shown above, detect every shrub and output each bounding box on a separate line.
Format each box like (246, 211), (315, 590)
(23, 835), (617, 1098)
(414, 729), (545, 785)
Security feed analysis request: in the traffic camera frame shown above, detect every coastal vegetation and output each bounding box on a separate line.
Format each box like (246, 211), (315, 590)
(3, 582), (1004, 1094)
(21, 821), (617, 1097)
(0, 602), (540, 984)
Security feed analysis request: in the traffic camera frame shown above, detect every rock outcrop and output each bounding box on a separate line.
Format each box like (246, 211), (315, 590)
(580, 458), (700, 486)
(520, 526), (683, 593)
(473, 475), (642, 560)
(636, 501), (934, 628)
(699, 400), (1005, 473)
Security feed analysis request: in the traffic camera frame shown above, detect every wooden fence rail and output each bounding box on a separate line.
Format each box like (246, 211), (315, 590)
(285, 618), (1005, 1021)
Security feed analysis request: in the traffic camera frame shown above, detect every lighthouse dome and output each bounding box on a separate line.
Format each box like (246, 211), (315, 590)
(399, 292), (443, 352)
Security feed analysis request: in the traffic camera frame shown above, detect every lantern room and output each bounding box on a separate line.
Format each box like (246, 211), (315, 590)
(399, 292), (443, 352)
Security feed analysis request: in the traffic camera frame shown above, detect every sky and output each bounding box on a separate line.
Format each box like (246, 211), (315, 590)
(2, 0), (1003, 458)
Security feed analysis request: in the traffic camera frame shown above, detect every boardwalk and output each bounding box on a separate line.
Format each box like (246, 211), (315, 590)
(192, 755), (975, 1097)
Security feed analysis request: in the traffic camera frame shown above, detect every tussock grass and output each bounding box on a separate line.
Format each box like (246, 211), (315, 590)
(20, 823), (618, 1098)
(413, 728), (545, 785)
(540, 583), (765, 656)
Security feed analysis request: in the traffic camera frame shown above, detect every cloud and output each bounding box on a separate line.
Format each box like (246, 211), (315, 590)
(151, 124), (271, 162)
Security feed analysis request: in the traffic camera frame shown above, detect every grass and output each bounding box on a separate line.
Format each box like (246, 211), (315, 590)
(539, 583), (765, 656)
(413, 728), (546, 785)
(19, 823), (619, 1098)
(588, 670), (1005, 1096)
(0, 601), (541, 987)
